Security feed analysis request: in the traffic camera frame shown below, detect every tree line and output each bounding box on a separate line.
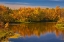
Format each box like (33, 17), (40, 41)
(0, 5), (63, 23)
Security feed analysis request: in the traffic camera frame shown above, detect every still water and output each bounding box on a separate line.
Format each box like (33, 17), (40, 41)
(0, 22), (64, 42)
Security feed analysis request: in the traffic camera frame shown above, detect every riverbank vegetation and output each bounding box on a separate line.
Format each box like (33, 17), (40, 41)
(0, 5), (63, 23)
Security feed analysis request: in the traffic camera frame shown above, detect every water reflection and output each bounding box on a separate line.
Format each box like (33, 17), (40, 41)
(0, 22), (64, 42)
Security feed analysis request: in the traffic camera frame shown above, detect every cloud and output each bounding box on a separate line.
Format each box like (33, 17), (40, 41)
(0, 2), (29, 5)
(50, 0), (63, 1)
(0, 2), (50, 9)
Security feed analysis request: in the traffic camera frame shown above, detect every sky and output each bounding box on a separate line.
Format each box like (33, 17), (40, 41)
(0, 0), (64, 9)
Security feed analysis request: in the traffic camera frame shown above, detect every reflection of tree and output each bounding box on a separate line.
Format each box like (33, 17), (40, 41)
(57, 29), (64, 40)
(9, 22), (64, 39)
(0, 22), (64, 41)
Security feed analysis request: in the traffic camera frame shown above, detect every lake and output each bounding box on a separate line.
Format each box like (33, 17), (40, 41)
(0, 22), (64, 42)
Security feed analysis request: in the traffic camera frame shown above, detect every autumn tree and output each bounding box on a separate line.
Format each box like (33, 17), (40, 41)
(55, 6), (61, 20)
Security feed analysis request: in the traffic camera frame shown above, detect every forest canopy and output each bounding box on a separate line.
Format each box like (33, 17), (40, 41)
(0, 5), (63, 23)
